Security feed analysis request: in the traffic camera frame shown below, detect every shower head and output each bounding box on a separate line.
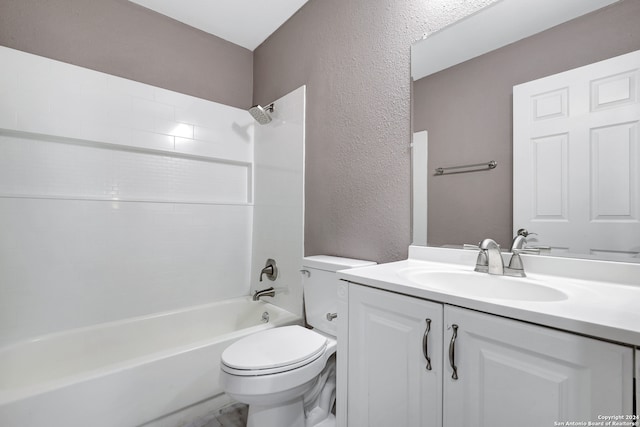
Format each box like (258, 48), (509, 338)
(248, 103), (274, 125)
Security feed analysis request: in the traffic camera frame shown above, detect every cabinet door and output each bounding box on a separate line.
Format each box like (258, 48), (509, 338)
(444, 306), (634, 427)
(348, 284), (443, 427)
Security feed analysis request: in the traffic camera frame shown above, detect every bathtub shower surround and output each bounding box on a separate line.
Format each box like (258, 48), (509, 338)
(0, 297), (299, 427)
(0, 46), (256, 346)
(251, 86), (306, 318)
(0, 46), (306, 426)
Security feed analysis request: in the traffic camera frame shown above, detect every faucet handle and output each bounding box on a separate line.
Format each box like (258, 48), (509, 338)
(516, 228), (537, 237)
(511, 229), (540, 252)
(508, 250), (524, 268)
(259, 259), (278, 282)
(505, 250), (526, 277)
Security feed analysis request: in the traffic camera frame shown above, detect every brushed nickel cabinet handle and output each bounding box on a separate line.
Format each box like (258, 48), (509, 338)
(422, 318), (432, 371)
(449, 324), (459, 380)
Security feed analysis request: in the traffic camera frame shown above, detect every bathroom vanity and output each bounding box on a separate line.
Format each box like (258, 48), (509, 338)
(336, 246), (640, 427)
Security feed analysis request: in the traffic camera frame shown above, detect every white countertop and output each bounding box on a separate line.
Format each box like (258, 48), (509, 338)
(338, 246), (640, 347)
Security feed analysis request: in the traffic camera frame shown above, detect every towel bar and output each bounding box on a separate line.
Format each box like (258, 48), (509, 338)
(435, 160), (497, 175)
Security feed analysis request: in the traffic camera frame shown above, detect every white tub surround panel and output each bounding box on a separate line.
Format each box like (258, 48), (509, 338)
(0, 133), (251, 204)
(0, 47), (254, 163)
(250, 86), (306, 317)
(0, 47), (256, 346)
(338, 246), (640, 346)
(0, 198), (253, 346)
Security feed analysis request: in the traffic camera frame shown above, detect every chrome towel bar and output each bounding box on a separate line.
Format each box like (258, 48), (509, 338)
(435, 160), (497, 175)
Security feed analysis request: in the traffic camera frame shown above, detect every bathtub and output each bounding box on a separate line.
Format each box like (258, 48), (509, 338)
(0, 297), (301, 427)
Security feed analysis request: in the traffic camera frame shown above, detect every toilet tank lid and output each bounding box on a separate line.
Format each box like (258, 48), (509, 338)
(302, 255), (376, 272)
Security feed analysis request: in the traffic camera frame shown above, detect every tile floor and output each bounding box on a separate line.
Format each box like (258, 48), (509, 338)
(198, 403), (248, 427)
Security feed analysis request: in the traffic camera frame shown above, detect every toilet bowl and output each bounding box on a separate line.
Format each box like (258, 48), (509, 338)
(221, 325), (336, 426)
(219, 256), (375, 427)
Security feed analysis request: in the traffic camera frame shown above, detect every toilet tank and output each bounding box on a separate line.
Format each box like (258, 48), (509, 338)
(302, 255), (376, 336)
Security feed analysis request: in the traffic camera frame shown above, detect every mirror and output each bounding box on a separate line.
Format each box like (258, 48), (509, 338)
(411, 0), (640, 262)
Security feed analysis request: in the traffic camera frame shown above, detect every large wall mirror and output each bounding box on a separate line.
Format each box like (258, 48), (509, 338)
(411, 0), (640, 262)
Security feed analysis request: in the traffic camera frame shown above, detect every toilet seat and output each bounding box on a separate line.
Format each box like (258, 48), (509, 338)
(221, 325), (328, 376)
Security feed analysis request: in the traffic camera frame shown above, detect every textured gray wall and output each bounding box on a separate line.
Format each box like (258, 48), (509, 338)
(253, 0), (495, 263)
(414, 0), (640, 249)
(0, 0), (253, 109)
(0, 0), (512, 263)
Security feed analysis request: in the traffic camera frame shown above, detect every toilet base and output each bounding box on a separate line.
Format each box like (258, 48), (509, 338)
(247, 397), (305, 427)
(313, 413), (336, 427)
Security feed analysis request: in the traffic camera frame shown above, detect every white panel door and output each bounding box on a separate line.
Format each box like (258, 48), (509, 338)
(513, 50), (640, 258)
(443, 306), (634, 427)
(348, 284), (443, 427)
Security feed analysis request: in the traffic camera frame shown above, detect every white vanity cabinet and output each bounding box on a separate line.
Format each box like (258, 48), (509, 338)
(347, 284), (444, 426)
(346, 283), (634, 427)
(443, 305), (633, 426)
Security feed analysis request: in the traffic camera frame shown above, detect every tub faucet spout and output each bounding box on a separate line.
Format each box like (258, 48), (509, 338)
(253, 287), (276, 301)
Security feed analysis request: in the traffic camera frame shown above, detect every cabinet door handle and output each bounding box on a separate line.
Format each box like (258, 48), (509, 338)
(448, 324), (459, 380)
(422, 318), (432, 370)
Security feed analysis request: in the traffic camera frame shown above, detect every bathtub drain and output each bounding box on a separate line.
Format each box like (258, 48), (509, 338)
(261, 311), (270, 323)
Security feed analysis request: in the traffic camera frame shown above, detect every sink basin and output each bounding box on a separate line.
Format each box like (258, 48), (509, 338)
(399, 269), (568, 302)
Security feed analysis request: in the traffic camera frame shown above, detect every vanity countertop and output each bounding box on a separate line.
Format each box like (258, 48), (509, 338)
(338, 246), (640, 347)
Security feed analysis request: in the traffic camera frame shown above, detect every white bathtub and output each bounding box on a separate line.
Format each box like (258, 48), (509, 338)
(0, 297), (300, 427)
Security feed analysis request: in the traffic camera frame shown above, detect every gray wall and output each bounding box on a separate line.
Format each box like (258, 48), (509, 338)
(253, 0), (495, 263)
(2, 0), (566, 263)
(414, 0), (640, 249)
(0, 0), (253, 109)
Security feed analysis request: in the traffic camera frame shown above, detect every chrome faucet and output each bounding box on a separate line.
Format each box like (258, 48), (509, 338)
(475, 237), (530, 277)
(253, 287), (276, 301)
(505, 229), (532, 277)
(475, 238), (504, 275)
(510, 229), (529, 252)
(259, 258), (278, 282)
(505, 249), (526, 277)
(509, 229), (550, 256)
(510, 228), (537, 252)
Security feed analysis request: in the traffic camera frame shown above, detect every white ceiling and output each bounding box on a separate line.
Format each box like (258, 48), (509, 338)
(129, 0), (310, 51)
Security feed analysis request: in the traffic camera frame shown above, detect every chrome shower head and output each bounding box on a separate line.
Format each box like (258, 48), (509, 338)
(248, 103), (274, 125)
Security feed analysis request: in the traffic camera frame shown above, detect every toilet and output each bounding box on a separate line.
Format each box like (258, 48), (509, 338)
(219, 255), (375, 427)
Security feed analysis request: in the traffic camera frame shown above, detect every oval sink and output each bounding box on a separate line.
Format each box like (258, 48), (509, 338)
(399, 269), (568, 302)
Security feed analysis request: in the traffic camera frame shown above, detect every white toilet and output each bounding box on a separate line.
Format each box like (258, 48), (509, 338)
(220, 255), (375, 427)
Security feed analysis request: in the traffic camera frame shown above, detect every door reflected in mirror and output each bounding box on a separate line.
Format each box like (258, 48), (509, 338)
(411, 0), (640, 262)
